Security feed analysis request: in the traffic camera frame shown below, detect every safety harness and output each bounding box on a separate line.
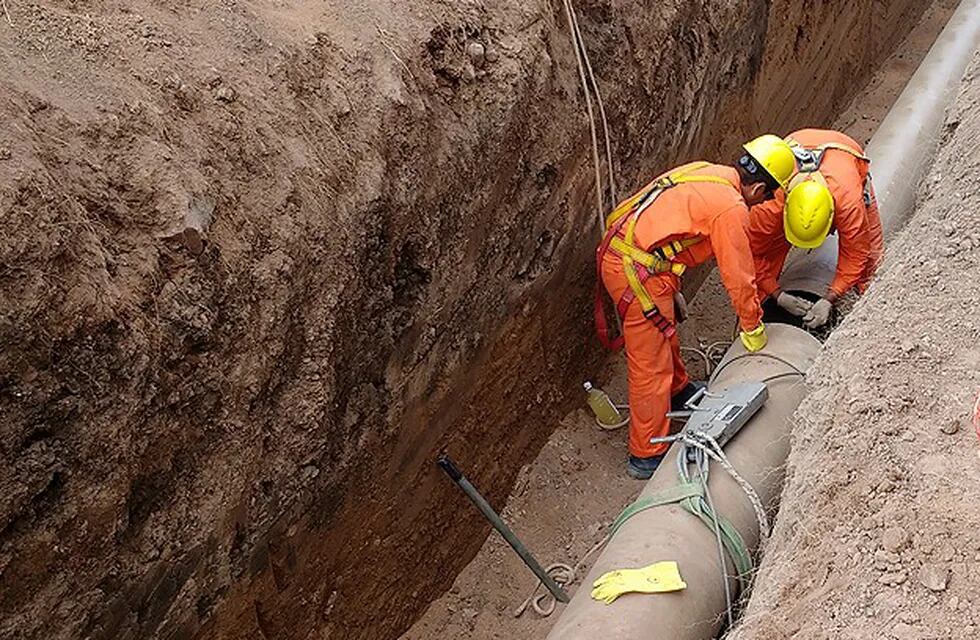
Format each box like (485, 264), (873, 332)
(787, 139), (869, 190)
(594, 163), (737, 350)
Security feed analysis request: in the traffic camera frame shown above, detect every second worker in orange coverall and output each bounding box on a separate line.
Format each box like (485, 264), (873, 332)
(596, 135), (796, 479)
(745, 128), (884, 328)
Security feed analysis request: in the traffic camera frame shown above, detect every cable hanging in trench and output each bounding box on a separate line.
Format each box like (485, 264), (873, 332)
(562, 0), (617, 236)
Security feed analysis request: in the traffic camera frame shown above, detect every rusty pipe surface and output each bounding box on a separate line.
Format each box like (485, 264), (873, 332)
(546, 324), (820, 640)
(779, 0), (980, 296)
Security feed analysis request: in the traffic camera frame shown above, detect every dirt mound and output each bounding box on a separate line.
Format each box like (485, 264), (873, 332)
(0, 1), (939, 639)
(730, 52), (980, 640)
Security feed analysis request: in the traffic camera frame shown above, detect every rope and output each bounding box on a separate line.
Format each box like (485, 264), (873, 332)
(561, 0), (616, 234)
(594, 403), (630, 430)
(680, 346), (713, 377)
(697, 464), (735, 628)
(680, 341), (728, 377)
(648, 430), (769, 625)
(709, 352), (806, 386)
(595, 414), (629, 430)
(567, 1), (617, 207)
(676, 431), (771, 539)
(513, 537), (606, 617)
(562, 0), (604, 235)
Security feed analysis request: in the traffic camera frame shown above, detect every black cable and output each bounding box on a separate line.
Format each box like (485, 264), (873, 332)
(759, 371), (806, 384)
(709, 352), (806, 385)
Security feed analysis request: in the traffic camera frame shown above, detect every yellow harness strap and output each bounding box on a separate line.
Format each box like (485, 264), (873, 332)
(815, 141), (869, 162)
(604, 165), (736, 316)
(786, 137), (869, 163)
(787, 168), (831, 191)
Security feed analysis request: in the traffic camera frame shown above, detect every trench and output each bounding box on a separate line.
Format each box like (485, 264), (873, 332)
(0, 3), (962, 640)
(402, 2), (961, 639)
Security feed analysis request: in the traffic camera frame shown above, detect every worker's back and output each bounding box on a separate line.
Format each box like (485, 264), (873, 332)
(628, 162), (744, 269)
(789, 128), (869, 222)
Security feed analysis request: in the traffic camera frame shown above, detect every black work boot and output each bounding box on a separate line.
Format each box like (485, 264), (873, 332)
(627, 454), (665, 480)
(671, 380), (706, 413)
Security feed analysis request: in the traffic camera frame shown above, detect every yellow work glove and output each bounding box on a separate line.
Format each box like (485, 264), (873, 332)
(739, 322), (767, 353)
(590, 561), (687, 604)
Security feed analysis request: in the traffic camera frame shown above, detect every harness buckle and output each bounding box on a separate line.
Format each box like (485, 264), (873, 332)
(643, 306), (676, 338)
(792, 147), (819, 173)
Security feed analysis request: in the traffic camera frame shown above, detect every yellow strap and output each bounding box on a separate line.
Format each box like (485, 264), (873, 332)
(610, 237), (660, 269)
(816, 142), (869, 162)
(623, 254), (657, 313)
(605, 161), (723, 230)
(622, 201), (658, 313)
(609, 237), (693, 275)
(606, 164), (736, 316)
(668, 174), (734, 187)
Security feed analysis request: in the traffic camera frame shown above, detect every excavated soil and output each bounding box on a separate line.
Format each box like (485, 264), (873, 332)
(728, 52), (980, 640)
(403, 3), (960, 638)
(0, 2), (947, 640)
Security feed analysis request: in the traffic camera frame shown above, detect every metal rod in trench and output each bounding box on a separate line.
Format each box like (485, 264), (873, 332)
(437, 455), (570, 604)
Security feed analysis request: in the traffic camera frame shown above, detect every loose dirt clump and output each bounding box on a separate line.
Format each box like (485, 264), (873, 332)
(730, 53), (980, 640)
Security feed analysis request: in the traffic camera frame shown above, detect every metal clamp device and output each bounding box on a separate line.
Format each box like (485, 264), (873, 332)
(665, 382), (769, 449)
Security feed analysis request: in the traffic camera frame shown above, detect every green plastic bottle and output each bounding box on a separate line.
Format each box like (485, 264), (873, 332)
(584, 381), (623, 427)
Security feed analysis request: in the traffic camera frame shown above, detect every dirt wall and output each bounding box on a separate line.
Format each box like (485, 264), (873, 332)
(0, 2), (936, 639)
(729, 52), (980, 640)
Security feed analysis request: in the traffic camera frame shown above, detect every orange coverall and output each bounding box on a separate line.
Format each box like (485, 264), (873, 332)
(601, 163), (763, 458)
(747, 129), (884, 300)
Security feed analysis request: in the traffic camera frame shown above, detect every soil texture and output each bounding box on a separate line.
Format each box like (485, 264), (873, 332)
(0, 2), (946, 639)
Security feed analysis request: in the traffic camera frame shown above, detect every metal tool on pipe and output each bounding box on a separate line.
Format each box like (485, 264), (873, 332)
(437, 455), (570, 604)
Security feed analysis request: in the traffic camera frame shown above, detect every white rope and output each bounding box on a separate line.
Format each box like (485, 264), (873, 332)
(513, 537), (606, 617)
(562, 0), (604, 236)
(650, 430), (769, 626)
(697, 464), (736, 628)
(561, 0), (617, 235)
(654, 431), (770, 539)
(680, 346), (713, 377)
(567, 0), (617, 206)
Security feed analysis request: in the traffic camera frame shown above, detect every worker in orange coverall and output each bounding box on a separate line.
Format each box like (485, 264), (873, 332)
(745, 128), (884, 328)
(596, 135), (796, 479)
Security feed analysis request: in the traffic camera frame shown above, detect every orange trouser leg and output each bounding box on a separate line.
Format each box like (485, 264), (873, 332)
(601, 262), (688, 457)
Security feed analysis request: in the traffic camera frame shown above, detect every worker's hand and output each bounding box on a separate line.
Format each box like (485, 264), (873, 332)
(739, 322), (767, 353)
(673, 291), (688, 323)
(776, 292), (813, 317)
(802, 298), (833, 329)
(590, 561), (687, 604)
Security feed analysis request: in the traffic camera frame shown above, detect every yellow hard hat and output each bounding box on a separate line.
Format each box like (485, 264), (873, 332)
(784, 179), (835, 248)
(742, 134), (797, 189)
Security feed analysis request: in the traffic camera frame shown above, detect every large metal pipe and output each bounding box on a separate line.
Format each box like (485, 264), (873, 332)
(546, 325), (820, 639)
(779, 0), (980, 295)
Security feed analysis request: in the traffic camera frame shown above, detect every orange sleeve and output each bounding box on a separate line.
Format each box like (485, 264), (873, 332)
(711, 205), (763, 331)
(830, 191), (871, 298)
(755, 244), (791, 299)
(746, 199), (788, 299)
